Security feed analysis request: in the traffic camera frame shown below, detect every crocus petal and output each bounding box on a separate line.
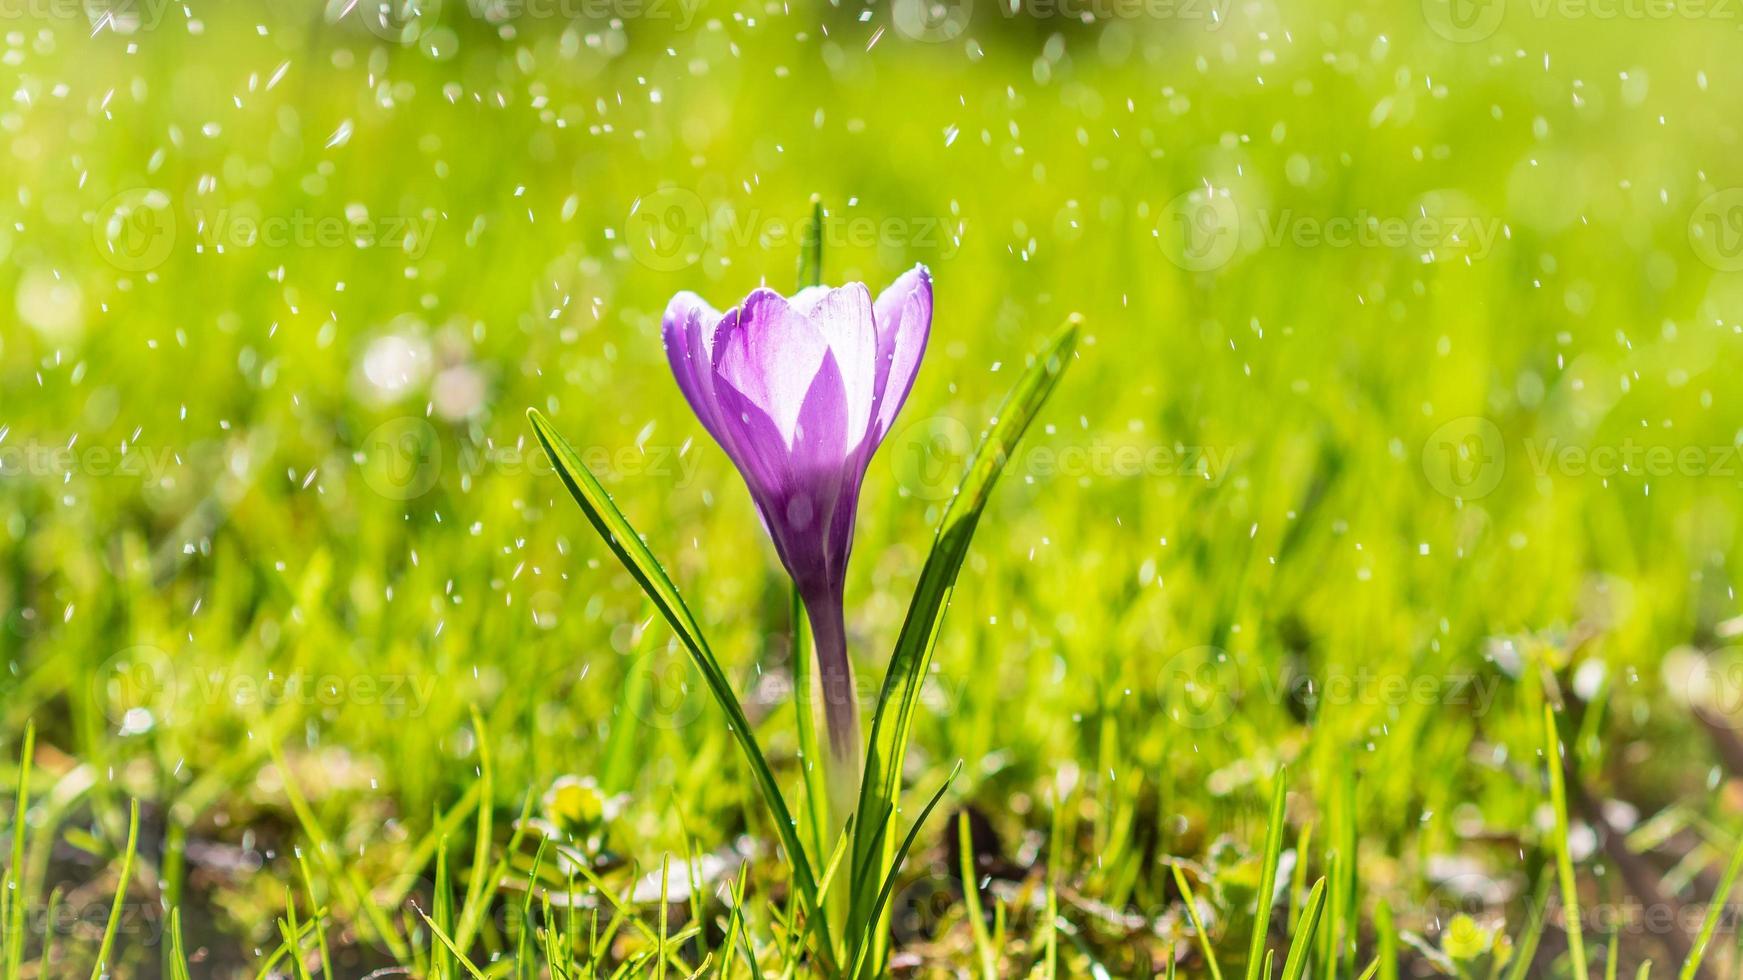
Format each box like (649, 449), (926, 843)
(870, 265), (932, 444)
(661, 292), (729, 443)
(800, 284), (879, 454)
(716, 289), (830, 448)
(710, 350), (853, 589)
(788, 285), (833, 317)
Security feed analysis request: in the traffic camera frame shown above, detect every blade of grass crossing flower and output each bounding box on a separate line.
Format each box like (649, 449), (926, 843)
(1605, 931), (1618, 980)
(528, 408), (830, 961)
(1245, 771), (1288, 980)
(1636, 963), (1653, 980)
(1279, 878), (1327, 980)
(1679, 825), (1743, 980)
(1543, 705), (1590, 980)
(849, 317), (1080, 945)
(5, 721), (32, 980)
(1172, 862), (1226, 980)
(87, 799), (139, 980)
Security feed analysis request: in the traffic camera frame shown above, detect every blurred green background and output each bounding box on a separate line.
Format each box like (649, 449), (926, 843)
(6, 0), (1743, 974)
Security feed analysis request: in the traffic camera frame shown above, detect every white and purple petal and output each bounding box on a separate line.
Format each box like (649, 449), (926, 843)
(869, 265), (932, 446)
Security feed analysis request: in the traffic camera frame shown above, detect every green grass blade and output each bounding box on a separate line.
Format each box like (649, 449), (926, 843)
(5, 721), (33, 980)
(1680, 826), (1743, 980)
(1172, 862), (1226, 980)
(295, 853), (331, 979)
(167, 907), (192, 980)
(280, 891), (313, 980)
(797, 195), (823, 291)
(88, 799), (140, 980)
(847, 762), (961, 978)
(434, 837), (454, 980)
(1375, 899), (1396, 980)
(453, 706), (496, 954)
(790, 585), (830, 871)
(1279, 877), (1328, 980)
(416, 906), (491, 980)
(37, 887), (61, 980)
(1245, 770), (1288, 980)
(1502, 874), (1552, 980)
(959, 812), (998, 979)
(528, 408), (829, 959)
(1543, 705), (1589, 980)
(849, 316), (1080, 940)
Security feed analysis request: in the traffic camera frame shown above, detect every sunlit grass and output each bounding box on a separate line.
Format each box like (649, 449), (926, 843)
(4, 0), (1743, 975)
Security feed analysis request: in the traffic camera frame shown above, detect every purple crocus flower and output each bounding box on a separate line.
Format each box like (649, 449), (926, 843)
(661, 266), (932, 763)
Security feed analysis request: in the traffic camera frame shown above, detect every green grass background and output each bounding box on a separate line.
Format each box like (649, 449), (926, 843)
(5, 0), (1743, 974)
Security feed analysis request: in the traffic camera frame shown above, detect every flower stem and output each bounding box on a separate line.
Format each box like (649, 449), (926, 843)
(801, 586), (861, 954)
(803, 590), (862, 772)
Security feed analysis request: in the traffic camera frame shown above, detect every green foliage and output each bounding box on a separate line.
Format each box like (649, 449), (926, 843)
(4, 1), (1743, 976)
